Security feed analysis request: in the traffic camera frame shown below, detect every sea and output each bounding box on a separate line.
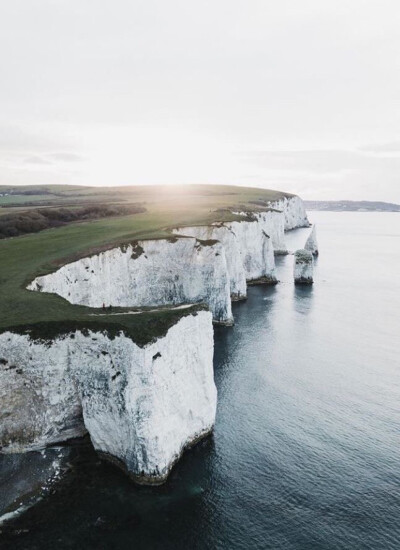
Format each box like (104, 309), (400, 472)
(1, 212), (399, 549)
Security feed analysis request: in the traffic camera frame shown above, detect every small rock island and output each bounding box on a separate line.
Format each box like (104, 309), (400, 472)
(294, 249), (314, 285)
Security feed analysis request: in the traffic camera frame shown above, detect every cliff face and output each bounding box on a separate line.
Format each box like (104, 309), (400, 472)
(0, 311), (216, 484)
(270, 196), (310, 231)
(28, 238), (233, 325)
(174, 217), (277, 300)
(0, 332), (85, 452)
(174, 224), (247, 300)
(253, 210), (287, 254)
(227, 219), (276, 283)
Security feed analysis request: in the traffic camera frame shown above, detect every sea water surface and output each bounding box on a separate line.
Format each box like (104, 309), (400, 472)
(1, 212), (400, 549)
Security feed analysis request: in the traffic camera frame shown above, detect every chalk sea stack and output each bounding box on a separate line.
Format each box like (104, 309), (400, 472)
(294, 249), (314, 285)
(305, 225), (319, 256)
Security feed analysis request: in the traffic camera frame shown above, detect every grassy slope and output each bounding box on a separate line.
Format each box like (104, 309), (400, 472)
(0, 184), (291, 343)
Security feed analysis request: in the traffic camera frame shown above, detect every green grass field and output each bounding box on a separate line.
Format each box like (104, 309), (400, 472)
(0, 194), (62, 206)
(0, 184), (291, 343)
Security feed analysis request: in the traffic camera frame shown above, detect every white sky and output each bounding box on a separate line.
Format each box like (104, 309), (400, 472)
(1, 0), (400, 200)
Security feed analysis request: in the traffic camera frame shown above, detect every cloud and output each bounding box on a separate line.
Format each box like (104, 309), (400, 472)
(240, 148), (400, 174)
(359, 141), (400, 154)
(0, 124), (78, 153)
(23, 152), (84, 165)
(48, 152), (85, 162)
(234, 148), (400, 201)
(24, 155), (52, 165)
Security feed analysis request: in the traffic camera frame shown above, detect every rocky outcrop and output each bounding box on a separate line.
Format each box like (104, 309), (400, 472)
(253, 210), (287, 254)
(0, 310), (216, 484)
(294, 249), (314, 285)
(174, 224), (246, 300)
(227, 219), (276, 284)
(0, 333), (85, 451)
(28, 238), (233, 325)
(174, 217), (277, 300)
(269, 195), (310, 230)
(305, 225), (319, 256)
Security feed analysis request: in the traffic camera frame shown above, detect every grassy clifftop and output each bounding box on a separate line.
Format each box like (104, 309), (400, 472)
(0, 184), (292, 341)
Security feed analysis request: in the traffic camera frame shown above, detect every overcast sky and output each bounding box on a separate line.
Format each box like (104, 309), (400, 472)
(1, 0), (400, 200)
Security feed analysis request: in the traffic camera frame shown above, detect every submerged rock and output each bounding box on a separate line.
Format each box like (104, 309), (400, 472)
(294, 249), (314, 285)
(305, 225), (319, 256)
(0, 310), (216, 484)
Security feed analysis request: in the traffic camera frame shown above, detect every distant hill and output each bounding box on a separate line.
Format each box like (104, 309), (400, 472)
(304, 200), (400, 212)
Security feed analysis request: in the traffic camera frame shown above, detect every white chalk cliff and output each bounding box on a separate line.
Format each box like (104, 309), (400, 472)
(174, 217), (277, 300)
(305, 225), (319, 256)
(0, 310), (216, 484)
(28, 238), (233, 325)
(269, 195), (310, 231)
(253, 210), (287, 254)
(225, 219), (276, 283)
(28, 196), (309, 321)
(1, 193), (310, 484)
(174, 224), (247, 300)
(294, 249), (314, 284)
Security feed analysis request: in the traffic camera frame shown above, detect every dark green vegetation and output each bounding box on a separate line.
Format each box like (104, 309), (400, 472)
(0, 184), (291, 343)
(3, 305), (206, 348)
(0, 204), (146, 239)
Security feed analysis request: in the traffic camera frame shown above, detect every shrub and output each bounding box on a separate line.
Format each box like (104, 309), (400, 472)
(0, 204), (146, 239)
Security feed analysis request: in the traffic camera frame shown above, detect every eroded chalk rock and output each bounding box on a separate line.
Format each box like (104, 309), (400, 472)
(0, 310), (217, 484)
(228, 219), (276, 284)
(253, 210), (287, 254)
(305, 225), (319, 256)
(174, 224), (247, 300)
(269, 195), (310, 230)
(294, 249), (314, 285)
(175, 217), (277, 298)
(28, 238), (233, 325)
(0, 334), (86, 451)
